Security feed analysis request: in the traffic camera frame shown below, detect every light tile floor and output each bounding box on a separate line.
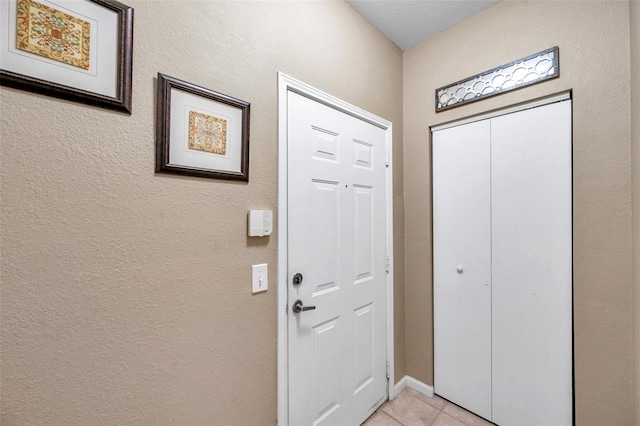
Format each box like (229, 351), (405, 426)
(364, 388), (494, 426)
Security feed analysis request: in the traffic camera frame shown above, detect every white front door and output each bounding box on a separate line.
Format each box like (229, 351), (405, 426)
(287, 91), (388, 426)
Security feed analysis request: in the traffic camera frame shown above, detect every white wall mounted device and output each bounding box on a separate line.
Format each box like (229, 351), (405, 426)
(248, 210), (273, 237)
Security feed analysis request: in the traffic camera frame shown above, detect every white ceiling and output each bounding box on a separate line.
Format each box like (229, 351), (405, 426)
(346, 0), (501, 51)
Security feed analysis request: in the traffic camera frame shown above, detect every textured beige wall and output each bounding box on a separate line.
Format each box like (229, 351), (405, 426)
(403, 1), (634, 424)
(632, 2), (640, 424)
(0, 1), (405, 424)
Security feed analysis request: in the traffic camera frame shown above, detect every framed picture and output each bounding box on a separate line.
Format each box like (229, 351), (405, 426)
(0, 0), (134, 113)
(155, 73), (250, 181)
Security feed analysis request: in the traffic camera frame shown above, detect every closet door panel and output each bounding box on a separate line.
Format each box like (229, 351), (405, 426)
(433, 120), (492, 421)
(491, 101), (573, 426)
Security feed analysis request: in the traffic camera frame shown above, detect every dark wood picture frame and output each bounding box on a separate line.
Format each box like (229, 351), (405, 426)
(155, 73), (250, 182)
(0, 0), (134, 113)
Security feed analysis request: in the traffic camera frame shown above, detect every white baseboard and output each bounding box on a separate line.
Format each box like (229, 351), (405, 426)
(393, 375), (434, 399)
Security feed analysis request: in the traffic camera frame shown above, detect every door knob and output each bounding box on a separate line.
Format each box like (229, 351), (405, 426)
(292, 273), (303, 285)
(292, 300), (316, 313)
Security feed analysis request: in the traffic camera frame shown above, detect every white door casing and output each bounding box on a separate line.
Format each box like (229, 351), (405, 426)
(277, 73), (394, 426)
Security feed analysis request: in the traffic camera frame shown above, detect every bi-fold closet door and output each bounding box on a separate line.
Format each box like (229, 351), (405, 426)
(433, 100), (573, 426)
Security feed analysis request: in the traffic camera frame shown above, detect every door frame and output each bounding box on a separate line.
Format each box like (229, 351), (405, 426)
(277, 72), (395, 426)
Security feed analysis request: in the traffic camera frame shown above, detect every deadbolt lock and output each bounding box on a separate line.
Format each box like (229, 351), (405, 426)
(292, 272), (303, 285)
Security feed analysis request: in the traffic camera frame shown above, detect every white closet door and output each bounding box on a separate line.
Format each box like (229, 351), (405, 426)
(433, 120), (492, 421)
(491, 100), (573, 426)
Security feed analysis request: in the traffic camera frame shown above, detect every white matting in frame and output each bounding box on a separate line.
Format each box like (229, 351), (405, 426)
(156, 73), (250, 182)
(0, 0), (134, 113)
(169, 88), (243, 174)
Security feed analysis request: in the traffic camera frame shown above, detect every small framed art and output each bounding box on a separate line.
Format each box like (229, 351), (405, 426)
(155, 73), (250, 182)
(0, 0), (134, 113)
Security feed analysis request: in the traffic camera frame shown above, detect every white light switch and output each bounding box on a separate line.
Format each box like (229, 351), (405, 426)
(252, 263), (268, 293)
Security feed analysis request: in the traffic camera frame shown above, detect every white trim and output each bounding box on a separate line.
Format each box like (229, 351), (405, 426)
(431, 91), (571, 133)
(277, 72), (395, 426)
(384, 118), (395, 404)
(393, 375), (435, 399)
(393, 375), (409, 396)
(276, 72), (289, 426)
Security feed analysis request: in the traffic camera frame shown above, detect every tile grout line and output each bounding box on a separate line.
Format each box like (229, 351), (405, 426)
(429, 409), (444, 426)
(382, 409), (405, 426)
(428, 399), (475, 426)
(378, 390), (485, 426)
(378, 401), (402, 426)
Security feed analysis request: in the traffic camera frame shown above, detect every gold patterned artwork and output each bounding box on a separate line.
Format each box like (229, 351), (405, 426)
(188, 111), (228, 155)
(16, 0), (91, 70)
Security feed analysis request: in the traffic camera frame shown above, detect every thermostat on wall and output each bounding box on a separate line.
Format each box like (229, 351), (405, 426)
(248, 210), (273, 237)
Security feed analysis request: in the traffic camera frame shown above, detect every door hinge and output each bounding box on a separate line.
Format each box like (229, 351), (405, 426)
(285, 304), (288, 315)
(385, 150), (389, 167)
(386, 361), (390, 380)
(385, 256), (390, 273)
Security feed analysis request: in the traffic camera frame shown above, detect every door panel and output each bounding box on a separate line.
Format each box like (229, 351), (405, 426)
(433, 120), (492, 421)
(491, 101), (573, 426)
(288, 91), (388, 426)
(353, 303), (374, 393)
(354, 185), (374, 283)
(311, 180), (340, 296)
(312, 316), (342, 424)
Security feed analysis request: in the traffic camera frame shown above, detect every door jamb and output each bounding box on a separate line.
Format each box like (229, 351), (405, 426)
(277, 72), (395, 426)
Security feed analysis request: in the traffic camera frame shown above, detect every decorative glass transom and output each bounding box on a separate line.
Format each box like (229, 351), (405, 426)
(435, 47), (559, 112)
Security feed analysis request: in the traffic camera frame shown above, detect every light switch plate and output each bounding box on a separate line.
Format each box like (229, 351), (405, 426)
(252, 263), (268, 293)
